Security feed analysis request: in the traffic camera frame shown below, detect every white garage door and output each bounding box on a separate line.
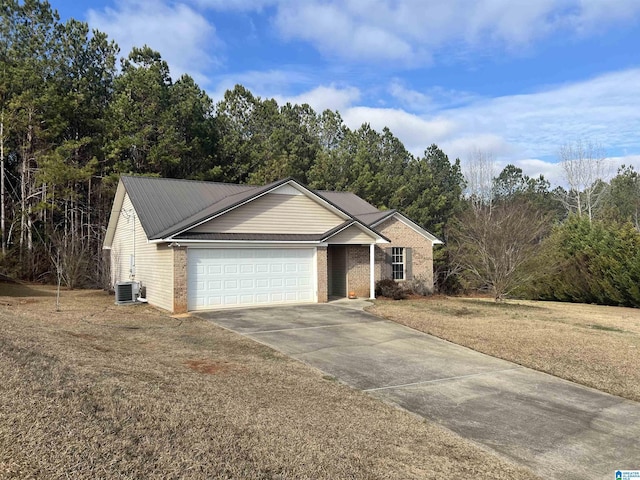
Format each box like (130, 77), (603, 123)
(187, 248), (316, 310)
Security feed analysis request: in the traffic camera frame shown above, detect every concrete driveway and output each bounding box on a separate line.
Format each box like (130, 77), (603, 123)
(198, 304), (640, 480)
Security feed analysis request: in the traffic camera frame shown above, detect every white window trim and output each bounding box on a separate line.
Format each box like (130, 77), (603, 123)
(392, 247), (405, 281)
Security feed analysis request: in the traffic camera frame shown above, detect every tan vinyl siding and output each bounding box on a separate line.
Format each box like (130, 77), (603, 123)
(110, 193), (174, 311)
(190, 193), (344, 234)
(327, 225), (376, 244)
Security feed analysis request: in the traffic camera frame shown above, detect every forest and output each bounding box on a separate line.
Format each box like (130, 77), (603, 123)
(2, 0), (640, 306)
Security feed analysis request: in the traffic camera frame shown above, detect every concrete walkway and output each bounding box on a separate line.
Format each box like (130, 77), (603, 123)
(198, 304), (640, 480)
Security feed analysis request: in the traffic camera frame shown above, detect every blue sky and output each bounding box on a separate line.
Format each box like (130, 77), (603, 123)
(52, 0), (640, 185)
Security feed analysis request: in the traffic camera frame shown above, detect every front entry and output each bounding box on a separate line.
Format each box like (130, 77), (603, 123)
(327, 245), (347, 298)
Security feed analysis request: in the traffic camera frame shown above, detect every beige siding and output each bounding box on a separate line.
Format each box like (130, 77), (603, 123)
(327, 225), (376, 244)
(190, 193), (344, 234)
(110, 193), (174, 311)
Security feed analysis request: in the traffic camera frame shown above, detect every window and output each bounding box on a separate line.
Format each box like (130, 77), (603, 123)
(392, 247), (404, 280)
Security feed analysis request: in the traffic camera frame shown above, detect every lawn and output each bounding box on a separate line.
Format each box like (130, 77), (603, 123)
(0, 284), (539, 479)
(370, 296), (640, 402)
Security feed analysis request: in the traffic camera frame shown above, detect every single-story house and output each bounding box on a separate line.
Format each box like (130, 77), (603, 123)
(103, 176), (442, 313)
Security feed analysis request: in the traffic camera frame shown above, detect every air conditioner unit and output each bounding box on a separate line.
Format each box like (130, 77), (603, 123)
(115, 281), (140, 305)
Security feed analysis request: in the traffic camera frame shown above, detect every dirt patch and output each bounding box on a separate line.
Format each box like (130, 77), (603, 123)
(0, 285), (540, 479)
(370, 297), (640, 402)
(185, 359), (238, 374)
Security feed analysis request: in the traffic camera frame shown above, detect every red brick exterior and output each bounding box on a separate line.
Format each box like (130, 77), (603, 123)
(342, 215), (435, 297)
(346, 245), (371, 298)
(173, 246), (188, 313)
(317, 246), (328, 303)
(375, 216), (434, 289)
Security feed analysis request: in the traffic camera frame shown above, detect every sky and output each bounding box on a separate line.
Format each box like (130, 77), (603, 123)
(51, 0), (640, 186)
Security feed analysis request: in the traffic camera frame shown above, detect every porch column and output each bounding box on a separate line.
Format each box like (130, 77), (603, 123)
(369, 243), (375, 299)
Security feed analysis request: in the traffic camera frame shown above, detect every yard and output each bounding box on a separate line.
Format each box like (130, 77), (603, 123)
(0, 283), (538, 479)
(371, 296), (640, 402)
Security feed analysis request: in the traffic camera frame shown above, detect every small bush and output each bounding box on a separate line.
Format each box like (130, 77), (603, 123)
(375, 278), (407, 300)
(405, 275), (433, 296)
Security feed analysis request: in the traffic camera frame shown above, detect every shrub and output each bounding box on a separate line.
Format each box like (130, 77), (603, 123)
(405, 275), (433, 296)
(375, 278), (407, 300)
(524, 217), (640, 307)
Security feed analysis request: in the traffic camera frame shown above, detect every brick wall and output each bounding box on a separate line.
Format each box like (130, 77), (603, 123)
(346, 245), (371, 297)
(173, 246), (188, 313)
(317, 246), (328, 303)
(374, 216), (435, 291)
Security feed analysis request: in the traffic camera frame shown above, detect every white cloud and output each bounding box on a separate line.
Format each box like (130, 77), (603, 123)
(510, 158), (565, 186)
(189, 0), (276, 10)
(209, 73), (360, 113)
(274, 2), (416, 62)
(88, 0), (219, 86)
(441, 68), (640, 161)
(259, 0), (640, 64)
(388, 79), (433, 111)
(440, 134), (513, 161)
(388, 80), (479, 112)
(276, 85), (361, 113)
(209, 66), (640, 188)
(208, 69), (314, 104)
(341, 106), (456, 153)
(323, 68), (640, 187)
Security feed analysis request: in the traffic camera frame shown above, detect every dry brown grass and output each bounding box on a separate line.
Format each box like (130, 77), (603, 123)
(0, 284), (540, 479)
(371, 296), (640, 402)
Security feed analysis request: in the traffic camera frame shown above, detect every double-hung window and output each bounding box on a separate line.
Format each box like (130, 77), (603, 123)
(391, 247), (405, 280)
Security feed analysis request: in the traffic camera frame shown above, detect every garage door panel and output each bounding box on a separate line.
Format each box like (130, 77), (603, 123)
(188, 248), (316, 310)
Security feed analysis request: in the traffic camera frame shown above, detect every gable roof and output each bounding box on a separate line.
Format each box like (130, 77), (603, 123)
(104, 176), (441, 247)
(120, 176), (256, 239)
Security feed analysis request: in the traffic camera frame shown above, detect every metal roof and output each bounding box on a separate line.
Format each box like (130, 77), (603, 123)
(316, 190), (380, 215)
(121, 176), (258, 239)
(117, 176), (434, 243)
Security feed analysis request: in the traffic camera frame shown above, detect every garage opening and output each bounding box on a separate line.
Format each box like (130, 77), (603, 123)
(187, 248), (316, 310)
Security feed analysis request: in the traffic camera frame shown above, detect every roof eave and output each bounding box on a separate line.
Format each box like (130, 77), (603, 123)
(320, 220), (390, 243)
(103, 180), (126, 249)
(381, 212), (444, 244)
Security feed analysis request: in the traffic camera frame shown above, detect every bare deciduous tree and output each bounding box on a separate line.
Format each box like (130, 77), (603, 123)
(464, 148), (496, 211)
(559, 139), (611, 222)
(449, 198), (551, 301)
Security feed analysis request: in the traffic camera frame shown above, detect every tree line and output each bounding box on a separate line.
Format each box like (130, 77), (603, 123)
(450, 152), (640, 307)
(0, 0), (464, 287)
(2, 0), (640, 307)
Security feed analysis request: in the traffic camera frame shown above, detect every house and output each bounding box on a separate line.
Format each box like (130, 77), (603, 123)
(103, 176), (442, 313)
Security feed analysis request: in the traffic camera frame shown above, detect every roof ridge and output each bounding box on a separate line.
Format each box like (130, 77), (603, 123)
(121, 175), (256, 189)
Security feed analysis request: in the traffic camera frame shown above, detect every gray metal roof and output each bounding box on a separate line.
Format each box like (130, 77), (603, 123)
(353, 210), (396, 225)
(122, 176), (258, 239)
(122, 176), (399, 241)
(153, 178), (287, 239)
(316, 190), (380, 215)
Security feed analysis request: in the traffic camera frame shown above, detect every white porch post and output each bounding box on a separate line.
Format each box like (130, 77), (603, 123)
(369, 243), (376, 299)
